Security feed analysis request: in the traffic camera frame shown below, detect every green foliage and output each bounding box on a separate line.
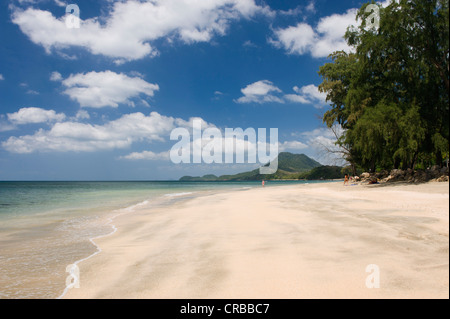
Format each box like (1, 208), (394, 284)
(319, 0), (449, 170)
(342, 165), (363, 177)
(303, 166), (343, 180)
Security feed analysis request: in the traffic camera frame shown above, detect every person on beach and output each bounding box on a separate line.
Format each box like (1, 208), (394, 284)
(344, 174), (349, 186)
(262, 180), (265, 187)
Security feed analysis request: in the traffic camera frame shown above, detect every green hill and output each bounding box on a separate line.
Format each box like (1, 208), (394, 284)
(179, 152), (328, 181)
(276, 152), (322, 173)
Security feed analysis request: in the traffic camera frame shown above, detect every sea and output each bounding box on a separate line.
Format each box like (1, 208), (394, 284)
(0, 180), (326, 299)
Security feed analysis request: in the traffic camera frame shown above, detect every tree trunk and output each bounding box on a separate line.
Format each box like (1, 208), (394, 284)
(411, 150), (419, 170)
(351, 163), (357, 176)
(436, 150), (443, 168)
(394, 156), (400, 169)
(370, 161), (376, 173)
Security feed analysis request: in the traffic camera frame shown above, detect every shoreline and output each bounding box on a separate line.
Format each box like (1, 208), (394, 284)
(57, 185), (263, 299)
(2, 181), (269, 299)
(62, 181), (449, 299)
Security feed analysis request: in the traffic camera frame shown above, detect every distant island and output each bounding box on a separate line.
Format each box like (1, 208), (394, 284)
(179, 152), (344, 181)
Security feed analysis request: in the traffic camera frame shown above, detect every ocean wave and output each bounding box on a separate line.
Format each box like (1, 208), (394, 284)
(57, 199), (151, 299)
(164, 192), (194, 197)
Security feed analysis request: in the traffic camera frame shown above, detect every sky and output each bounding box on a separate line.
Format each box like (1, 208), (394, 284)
(0, 0), (381, 181)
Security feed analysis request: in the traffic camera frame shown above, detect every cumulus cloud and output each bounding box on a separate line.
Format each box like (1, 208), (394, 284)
(120, 150), (170, 161)
(2, 112), (170, 153)
(122, 123), (281, 164)
(270, 23), (316, 55)
(284, 93), (310, 104)
(279, 140), (308, 152)
(12, 0), (273, 63)
(74, 109), (90, 120)
(284, 84), (327, 108)
(235, 80), (284, 104)
(60, 71), (159, 108)
(296, 84), (327, 102)
(50, 71), (62, 81)
(236, 81), (326, 107)
(297, 126), (348, 166)
(0, 115), (16, 132)
(1, 111), (213, 154)
(0, 74), (4, 80)
(270, 8), (358, 58)
(305, 1), (316, 13)
(53, 0), (66, 7)
(301, 127), (337, 145)
(7, 107), (66, 125)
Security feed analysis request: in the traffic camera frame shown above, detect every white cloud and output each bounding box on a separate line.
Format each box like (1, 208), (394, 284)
(74, 109), (90, 120)
(0, 123), (16, 132)
(284, 94), (310, 104)
(7, 107), (66, 125)
(299, 126), (348, 166)
(270, 23), (316, 55)
(174, 116), (216, 134)
(1, 111), (209, 154)
(122, 123), (281, 164)
(305, 1), (316, 13)
(50, 71), (62, 81)
(0, 114), (16, 132)
(53, 0), (66, 7)
(12, 0), (273, 62)
(295, 85), (326, 102)
(140, 99), (151, 108)
(278, 6), (303, 17)
(241, 80), (280, 96)
(380, 0), (395, 8)
(61, 71), (159, 108)
(243, 40), (257, 48)
(284, 84), (327, 108)
(279, 140), (308, 152)
(212, 91), (224, 101)
(301, 127), (336, 142)
(236, 81), (327, 107)
(236, 80), (284, 104)
(120, 150), (170, 161)
(0, 74), (4, 80)
(270, 8), (358, 58)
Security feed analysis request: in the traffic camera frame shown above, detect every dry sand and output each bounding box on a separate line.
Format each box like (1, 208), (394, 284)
(64, 182), (449, 299)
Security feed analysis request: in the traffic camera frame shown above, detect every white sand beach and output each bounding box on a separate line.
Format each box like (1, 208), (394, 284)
(63, 182), (449, 299)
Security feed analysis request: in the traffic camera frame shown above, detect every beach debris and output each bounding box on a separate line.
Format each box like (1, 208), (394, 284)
(358, 167), (449, 184)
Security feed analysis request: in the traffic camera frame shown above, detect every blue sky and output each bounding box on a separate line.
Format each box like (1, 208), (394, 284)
(0, 0), (373, 180)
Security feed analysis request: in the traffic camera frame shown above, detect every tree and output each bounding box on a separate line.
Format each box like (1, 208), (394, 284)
(319, 0), (449, 171)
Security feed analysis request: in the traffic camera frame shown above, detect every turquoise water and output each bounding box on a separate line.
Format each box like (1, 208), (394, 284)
(0, 180), (326, 299)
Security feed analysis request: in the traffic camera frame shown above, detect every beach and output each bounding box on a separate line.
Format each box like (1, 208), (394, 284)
(62, 181), (449, 299)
